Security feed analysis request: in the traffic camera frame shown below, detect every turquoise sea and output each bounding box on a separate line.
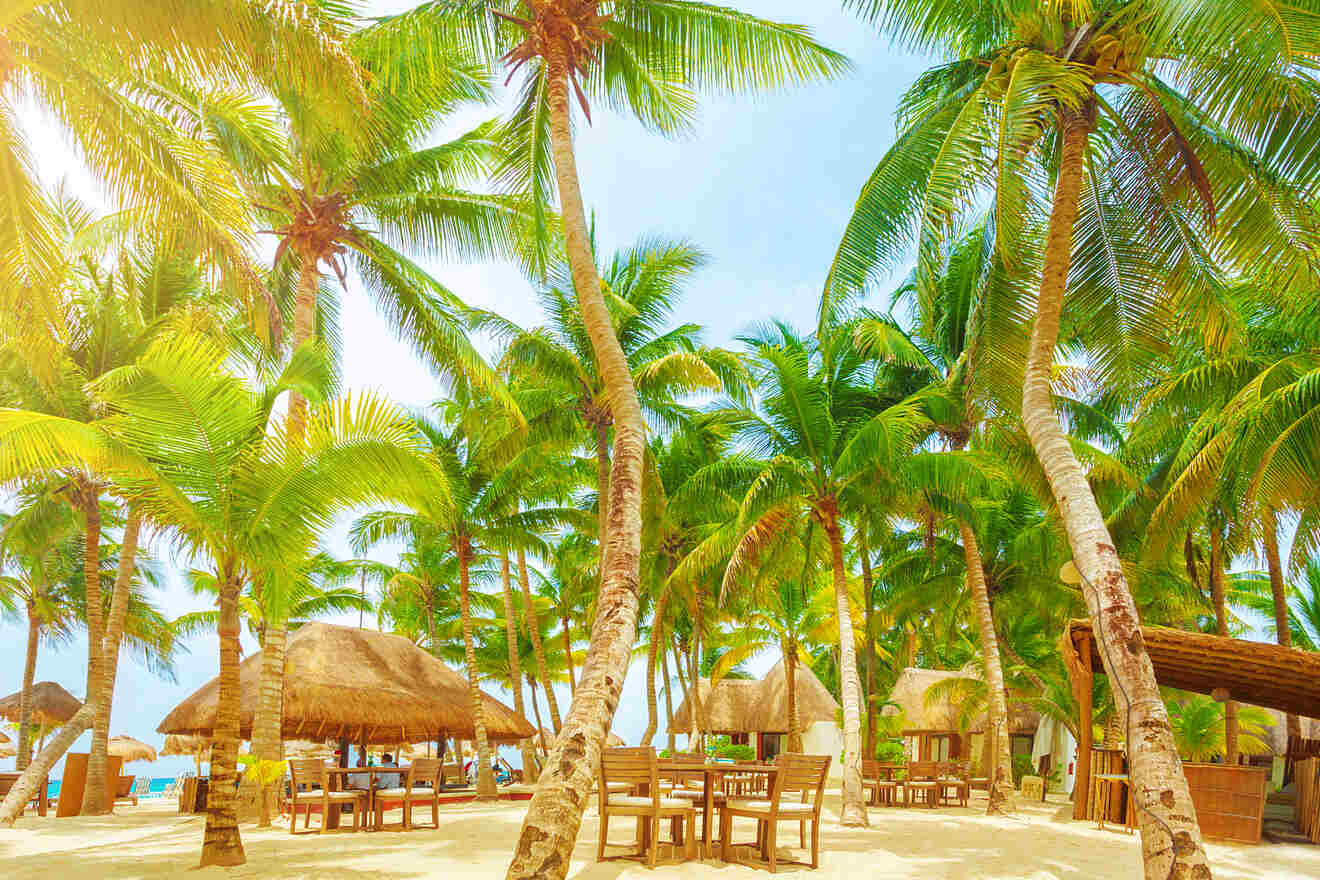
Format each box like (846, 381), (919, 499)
(46, 776), (175, 799)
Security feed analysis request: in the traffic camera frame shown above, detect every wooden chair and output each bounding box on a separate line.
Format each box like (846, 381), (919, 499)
(937, 761), (970, 807)
(903, 761), (940, 808)
(114, 775), (140, 807)
(718, 753), (831, 873)
(286, 759), (368, 834)
(597, 747), (698, 868)
(375, 758), (442, 830)
(862, 760), (902, 807)
(666, 752), (724, 847)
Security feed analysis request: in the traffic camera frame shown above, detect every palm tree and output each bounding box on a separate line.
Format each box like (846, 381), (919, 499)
(0, 334), (439, 860)
(0, 0), (364, 336)
(828, 4), (1320, 872)
(699, 322), (930, 826)
(368, 7), (845, 867)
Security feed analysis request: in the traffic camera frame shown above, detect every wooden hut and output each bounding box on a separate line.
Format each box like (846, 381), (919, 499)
(157, 622), (534, 747)
(672, 660), (840, 762)
(1062, 619), (1320, 843)
(882, 667), (1041, 766)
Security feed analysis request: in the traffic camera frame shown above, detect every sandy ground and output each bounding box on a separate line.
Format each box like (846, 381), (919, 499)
(2, 791), (1318, 879)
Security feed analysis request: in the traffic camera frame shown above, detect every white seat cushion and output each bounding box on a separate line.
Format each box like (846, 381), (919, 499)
(725, 799), (814, 816)
(607, 795), (691, 809)
(293, 790), (361, 801)
(375, 787), (436, 799)
(604, 782), (633, 792)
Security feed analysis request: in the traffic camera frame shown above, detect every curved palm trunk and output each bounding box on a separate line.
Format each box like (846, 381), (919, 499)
(859, 526), (876, 760)
(960, 522), (1016, 814)
(508, 48), (646, 877)
(1263, 509), (1301, 741)
(17, 609), (39, 770)
(0, 702), (95, 826)
(200, 575), (245, 867)
(518, 547), (562, 732)
(641, 581), (671, 746)
(785, 641), (803, 753)
(77, 488), (109, 816)
(560, 615), (576, 694)
(502, 554), (540, 783)
(823, 508), (868, 826)
(1208, 528), (1238, 764)
(687, 593), (710, 751)
(527, 677), (548, 755)
(458, 544), (498, 799)
(661, 643), (677, 754)
(594, 425), (611, 567)
(246, 624), (287, 825)
(1022, 105), (1208, 879)
(86, 506), (142, 815)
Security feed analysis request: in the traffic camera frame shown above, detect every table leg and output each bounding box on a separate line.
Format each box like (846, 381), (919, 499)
(703, 786), (713, 860)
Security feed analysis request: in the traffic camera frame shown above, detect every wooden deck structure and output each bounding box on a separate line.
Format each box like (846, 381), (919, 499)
(1061, 619), (1320, 840)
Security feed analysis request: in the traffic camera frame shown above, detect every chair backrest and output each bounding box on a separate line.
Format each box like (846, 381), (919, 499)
(668, 750), (706, 786)
(409, 758), (442, 788)
(908, 760), (940, 781)
(599, 747), (659, 811)
(944, 760), (971, 780)
(862, 759), (880, 780)
(768, 754), (831, 813)
(116, 775), (136, 797)
(289, 759), (328, 793)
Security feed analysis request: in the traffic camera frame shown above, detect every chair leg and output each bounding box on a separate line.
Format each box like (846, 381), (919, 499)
(800, 818), (806, 849)
(432, 796), (439, 829)
(648, 816), (660, 869)
(597, 812), (609, 861)
(811, 817), (820, 869)
(767, 820), (778, 874)
(685, 813), (697, 862)
(720, 810), (732, 864)
(290, 803), (297, 834)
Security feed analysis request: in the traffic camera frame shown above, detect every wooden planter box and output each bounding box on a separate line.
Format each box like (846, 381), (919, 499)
(1183, 763), (1268, 844)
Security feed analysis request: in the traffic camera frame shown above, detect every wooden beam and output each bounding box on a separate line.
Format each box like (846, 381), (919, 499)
(1073, 632), (1094, 821)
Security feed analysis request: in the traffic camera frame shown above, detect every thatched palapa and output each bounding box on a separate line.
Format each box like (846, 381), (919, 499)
(883, 667), (1040, 734)
(0, 681), (82, 726)
(672, 660), (839, 734)
(108, 735), (158, 763)
(157, 622), (534, 745)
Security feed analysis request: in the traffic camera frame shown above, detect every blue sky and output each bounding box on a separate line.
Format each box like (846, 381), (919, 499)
(2, 3), (935, 778)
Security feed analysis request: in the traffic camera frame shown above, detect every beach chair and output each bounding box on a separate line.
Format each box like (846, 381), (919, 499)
(286, 759), (368, 834)
(375, 758), (443, 830)
(114, 775), (139, 807)
(862, 760), (901, 807)
(597, 747), (697, 868)
(718, 753), (831, 873)
(903, 761), (940, 808)
(937, 761), (970, 807)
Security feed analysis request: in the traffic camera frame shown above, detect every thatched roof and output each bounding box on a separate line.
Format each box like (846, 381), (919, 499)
(672, 660), (840, 734)
(157, 622), (534, 745)
(0, 681), (82, 726)
(882, 667), (1040, 734)
(1063, 619), (1320, 719)
(160, 734), (209, 757)
(108, 735), (157, 763)
(1256, 708), (1320, 755)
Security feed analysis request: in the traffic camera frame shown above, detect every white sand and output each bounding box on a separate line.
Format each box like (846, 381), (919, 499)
(2, 792), (1317, 879)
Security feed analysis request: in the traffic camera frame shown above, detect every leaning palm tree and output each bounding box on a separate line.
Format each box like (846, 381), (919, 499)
(689, 322), (930, 826)
(828, 4), (1320, 874)
(369, 7), (845, 869)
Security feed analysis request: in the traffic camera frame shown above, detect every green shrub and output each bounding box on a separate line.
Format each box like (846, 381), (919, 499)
(718, 744), (756, 761)
(874, 740), (905, 763)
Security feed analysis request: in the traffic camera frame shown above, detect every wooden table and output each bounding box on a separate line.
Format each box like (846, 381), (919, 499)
(1092, 773), (1135, 834)
(656, 762), (778, 860)
(322, 766), (406, 831)
(0, 772), (48, 817)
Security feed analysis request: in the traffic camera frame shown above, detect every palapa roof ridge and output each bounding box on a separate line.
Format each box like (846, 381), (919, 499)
(882, 666), (1040, 734)
(157, 621), (533, 744)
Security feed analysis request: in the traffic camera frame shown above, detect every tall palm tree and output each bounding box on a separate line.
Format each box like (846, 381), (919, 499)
(828, 4), (1320, 873)
(369, 7), (845, 868)
(695, 322), (930, 826)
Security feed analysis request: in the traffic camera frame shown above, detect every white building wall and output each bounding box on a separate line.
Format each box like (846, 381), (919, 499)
(802, 721), (844, 780)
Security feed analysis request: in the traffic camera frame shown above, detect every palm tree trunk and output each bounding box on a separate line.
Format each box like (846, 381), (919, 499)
(0, 702), (95, 826)
(1263, 509), (1301, 741)
(506, 40), (648, 880)
(687, 593), (709, 751)
(285, 253), (320, 440)
(527, 677), (548, 755)
(518, 547), (562, 732)
(822, 508), (868, 826)
(458, 543), (498, 799)
(859, 525), (876, 761)
(785, 641), (803, 753)
(641, 581), (671, 746)
(247, 624), (286, 825)
(424, 588), (436, 655)
(1208, 528), (1238, 764)
(594, 425), (611, 567)
(76, 487), (109, 816)
(502, 554), (540, 783)
(85, 505), (142, 815)
(200, 573), (246, 867)
(560, 615), (576, 694)
(960, 522), (1016, 815)
(17, 609), (39, 771)
(661, 642), (676, 754)
(1021, 103), (1208, 879)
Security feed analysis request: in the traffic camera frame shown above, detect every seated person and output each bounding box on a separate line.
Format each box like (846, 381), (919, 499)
(376, 753), (402, 789)
(347, 752), (371, 791)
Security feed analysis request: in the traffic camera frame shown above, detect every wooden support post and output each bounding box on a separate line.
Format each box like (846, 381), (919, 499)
(1073, 634), (1094, 821)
